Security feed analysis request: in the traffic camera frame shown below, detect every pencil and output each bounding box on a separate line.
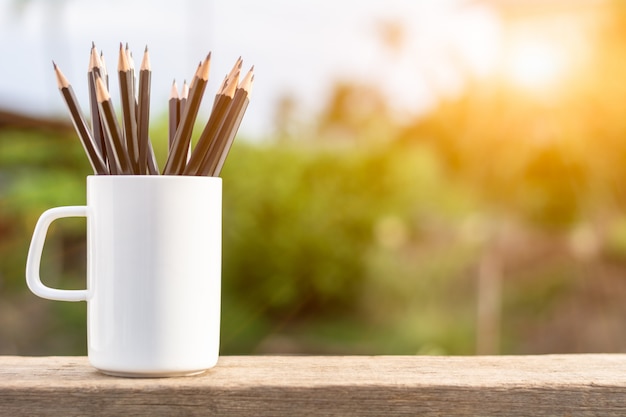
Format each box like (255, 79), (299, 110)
(118, 43), (140, 173)
(179, 80), (189, 122)
(184, 69), (238, 176)
(212, 57), (242, 110)
(136, 46), (151, 175)
(183, 61), (200, 157)
(200, 66), (253, 177)
(178, 80), (190, 162)
(53, 62), (108, 175)
(88, 43), (106, 165)
(188, 61), (202, 93)
(95, 75), (133, 174)
(162, 53), (211, 175)
(168, 80), (180, 149)
(212, 70), (253, 176)
(126, 43), (136, 92)
(99, 50), (109, 89)
(146, 140), (159, 175)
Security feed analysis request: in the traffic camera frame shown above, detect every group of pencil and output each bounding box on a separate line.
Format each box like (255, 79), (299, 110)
(53, 42), (254, 176)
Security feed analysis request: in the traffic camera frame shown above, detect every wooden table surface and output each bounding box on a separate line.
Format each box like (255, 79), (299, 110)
(1, 355), (625, 416)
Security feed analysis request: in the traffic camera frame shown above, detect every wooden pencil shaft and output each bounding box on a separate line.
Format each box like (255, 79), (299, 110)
(146, 139), (159, 175)
(118, 70), (139, 173)
(93, 76), (119, 175)
(98, 100), (129, 174)
(183, 94), (232, 175)
(101, 130), (119, 175)
(88, 47), (105, 157)
(60, 87), (108, 175)
(164, 81), (205, 174)
(171, 55), (208, 170)
(163, 76), (208, 175)
(96, 78), (132, 174)
(215, 58), (242, 105)
(212, 97), (248, 176)
(179, 82), (190, 164)
(198, 90), (247, 176)
(211, 77), (228, 112)
(87, 72), (105, 157)
(54, 63), (107, 174)
(137, 68), (151, 175)
(168, 81), (179, 149)
(179, 81), (189, 121)
(94, 94), (120, 176)
(188, 62), (201, 91)
(168, 97), (180, 149)
(198, 65), (252, 176)
(117, 44), (140, 172)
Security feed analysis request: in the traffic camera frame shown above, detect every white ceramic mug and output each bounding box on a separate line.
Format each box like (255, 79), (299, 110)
(25, 176), (222, 377)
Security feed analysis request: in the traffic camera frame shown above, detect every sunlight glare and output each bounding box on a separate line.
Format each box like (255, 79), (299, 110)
(504, 36), (568, 91)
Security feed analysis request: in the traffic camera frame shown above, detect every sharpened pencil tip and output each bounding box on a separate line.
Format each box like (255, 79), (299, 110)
(140, 47), (150, 71)
(52, 60), (57, 69)
(145, 45), (148, 52)
(95, 75), (111, 102)
(170, 80), (179, 99)
(199, 55), (211, 80)
(118, 43), (130, 71)
(53, 61), (70, 89)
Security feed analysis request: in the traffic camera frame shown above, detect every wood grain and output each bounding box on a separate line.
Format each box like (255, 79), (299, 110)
(1, 355), (625, 416)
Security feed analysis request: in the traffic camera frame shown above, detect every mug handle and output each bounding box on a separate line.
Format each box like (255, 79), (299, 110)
(25, 206), (90, 302)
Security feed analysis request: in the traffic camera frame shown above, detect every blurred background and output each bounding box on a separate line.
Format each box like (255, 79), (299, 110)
(2, 0), (626, 356)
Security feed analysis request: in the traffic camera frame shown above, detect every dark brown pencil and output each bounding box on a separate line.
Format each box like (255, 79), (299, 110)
(95, 75), (133, 174)
(212, 70), (253, 176)
(146, 140), (159, 175)
(54, 62), (108, 175)
(178, 80), (189, 161)
(168, 80), (180, 149)
(184, 70), (238, 176)
(200, 66), (253, 177)
(162, 53), (211, 175)
(186, 61), (203, 157)
(179, 80), (189, 122)
(183, 61), (200, 157)
(136, 46), (151, 175)
(118, 43), (139, 173)
(88, 43), (106, 165)
(126, 43), (136, 89)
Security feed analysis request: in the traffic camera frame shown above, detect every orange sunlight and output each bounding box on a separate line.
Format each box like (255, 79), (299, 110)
(453, 8), (591, 97)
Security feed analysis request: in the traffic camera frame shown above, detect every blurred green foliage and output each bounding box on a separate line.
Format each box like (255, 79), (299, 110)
(219, 139), (480, 354)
